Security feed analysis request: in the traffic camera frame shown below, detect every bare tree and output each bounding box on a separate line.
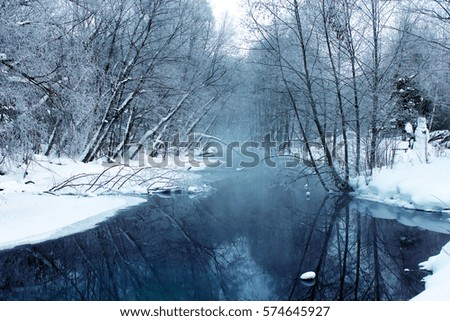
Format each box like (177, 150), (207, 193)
(245, 0), (351, 191)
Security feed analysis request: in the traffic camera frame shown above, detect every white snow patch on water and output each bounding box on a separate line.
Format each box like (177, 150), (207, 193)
(300, 271), (316, 280)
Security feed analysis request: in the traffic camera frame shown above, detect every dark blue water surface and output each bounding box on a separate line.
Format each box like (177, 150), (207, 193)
(0, 168), (449, 300)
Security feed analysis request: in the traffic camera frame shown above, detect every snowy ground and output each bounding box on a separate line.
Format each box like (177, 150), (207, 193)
(0, 155), (207, 251)
(356, 152), (450, 301)
(351, 131), (450, 301)
(412, 241), (450, 301)
(0, 193), (144, 250)
(352, 156), (450, 213)
(351, 138), (450, 213)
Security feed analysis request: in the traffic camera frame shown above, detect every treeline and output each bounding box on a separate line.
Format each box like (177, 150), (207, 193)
(1, 0), (449, 192)
(0, 0), (235, 164)
(245, 0), (449, 191)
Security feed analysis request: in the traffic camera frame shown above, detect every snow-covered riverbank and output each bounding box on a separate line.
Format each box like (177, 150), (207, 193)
(352, 156), (450, 213)
(351, 138), (450, 301)
(0, 155), (205, 250)
(412, 241), (450, 301)
(0, 193), (145, 250)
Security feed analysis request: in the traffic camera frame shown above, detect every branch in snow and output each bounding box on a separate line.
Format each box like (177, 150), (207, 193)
(16, 21), (31, 26)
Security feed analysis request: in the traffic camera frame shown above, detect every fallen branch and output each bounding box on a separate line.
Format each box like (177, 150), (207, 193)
(46, 164), (180, 195)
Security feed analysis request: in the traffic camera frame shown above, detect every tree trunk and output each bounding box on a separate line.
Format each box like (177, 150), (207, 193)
(44, 120), (60, 157)
(81, 91), (136, 163)
(321, 0), (350, 186)
(113, 109), (135, 160)
(129, 91), (196, 160)
(369, 0), (381, 172)
(293, 0), (348, 190)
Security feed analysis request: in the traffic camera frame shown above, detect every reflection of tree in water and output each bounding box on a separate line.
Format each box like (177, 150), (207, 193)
(0, 201), (226, 300)
(288, 199), (448, 301)
(0, 183), (448, 300)
(214, 237), (277, 300)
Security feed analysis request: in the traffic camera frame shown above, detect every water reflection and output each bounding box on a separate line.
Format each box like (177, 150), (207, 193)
(0, 174), (448, 301)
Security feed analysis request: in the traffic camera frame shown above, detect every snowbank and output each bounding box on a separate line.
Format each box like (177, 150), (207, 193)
(350, 199), (450, 235)
(0, 155), (206, 250)
(0, 193), (145, 250)
(0, 155), (201, 195)
(352, 156), (450, 213)
(350, 136), (450, 301)
(412, 241), (450, 301)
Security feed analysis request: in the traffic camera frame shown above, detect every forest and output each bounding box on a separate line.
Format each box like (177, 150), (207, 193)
(0, 0), (449, 192)
(1, 0), (450, 305)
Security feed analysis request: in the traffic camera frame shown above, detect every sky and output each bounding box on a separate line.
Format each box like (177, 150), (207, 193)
(208, 0), (250, 54)
(208, 0), (242, 22)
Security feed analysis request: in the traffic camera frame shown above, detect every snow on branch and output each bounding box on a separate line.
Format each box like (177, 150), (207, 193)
(47, 165), (181, 195)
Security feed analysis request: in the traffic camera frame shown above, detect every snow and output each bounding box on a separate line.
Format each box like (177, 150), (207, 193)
(352, 153), (450, 213)
(300, 271), (316, 280)
(0, 154), (207, 251)
(405, 122), (413, 134)
(412, 241), (450, 301)
(350, 199), (450, 235)
(187, 185), (212, 194)
(0, 156), (148, 250)
(0, 193), (144, 250)
(8, 76), (28, 83)
(16, 21), (31, 26)
(351, 131), (450, 301)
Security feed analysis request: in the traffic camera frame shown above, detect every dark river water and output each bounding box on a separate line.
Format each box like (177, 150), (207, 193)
(0, 168), (449, 301)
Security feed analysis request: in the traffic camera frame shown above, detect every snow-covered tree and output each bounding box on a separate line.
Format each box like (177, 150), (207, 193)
(392, 75), (433, 130)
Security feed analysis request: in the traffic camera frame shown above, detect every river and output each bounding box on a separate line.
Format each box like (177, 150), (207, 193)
(0, 167), (449, 300)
